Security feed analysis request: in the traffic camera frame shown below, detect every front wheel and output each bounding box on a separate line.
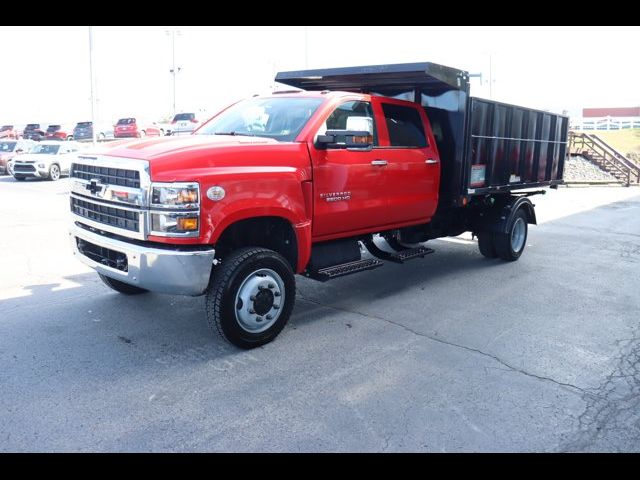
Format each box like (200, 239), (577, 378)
(98, 273), (148, 295)
(494, 209), (528, 261)
(49, 163), (61, 181)
(205, 247), (296, 349)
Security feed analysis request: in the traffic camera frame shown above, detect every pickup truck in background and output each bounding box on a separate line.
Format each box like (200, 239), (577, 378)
(69, 62), (568, 349)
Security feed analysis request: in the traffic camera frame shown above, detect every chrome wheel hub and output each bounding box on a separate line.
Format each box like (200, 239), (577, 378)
(511, 217), (526, 253)
(235, 268), (284, 333)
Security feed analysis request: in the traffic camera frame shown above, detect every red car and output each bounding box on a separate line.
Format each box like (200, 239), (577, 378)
(113, 118), (163, 138)
(45, 124), (74, 140)
(0, 125), (19, 139)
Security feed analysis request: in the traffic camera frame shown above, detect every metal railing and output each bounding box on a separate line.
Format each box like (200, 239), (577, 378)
(568, 131), (640, 186)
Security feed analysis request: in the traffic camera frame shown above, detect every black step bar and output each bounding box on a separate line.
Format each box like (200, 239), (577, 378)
(306, 258), (383, 282)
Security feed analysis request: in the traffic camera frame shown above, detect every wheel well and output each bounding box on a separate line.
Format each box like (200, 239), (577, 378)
(215, 217), (298, 270)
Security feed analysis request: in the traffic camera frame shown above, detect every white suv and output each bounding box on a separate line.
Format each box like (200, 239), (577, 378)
(12, 140), (83, 181)
(170, 112), (201, 136)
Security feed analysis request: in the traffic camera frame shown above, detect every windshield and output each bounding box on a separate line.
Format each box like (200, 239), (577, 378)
(1, 125), (12, 131)
(197, 97), (323, 142)
(0, 142), (17, 152)
(32, 144), (60, 155)
(117, 118), (135, 125)
(76, 122), (92, 128)
(173, 113), (195, 122)
(47, 125), (61, 133)
(25, 124), (39, 129)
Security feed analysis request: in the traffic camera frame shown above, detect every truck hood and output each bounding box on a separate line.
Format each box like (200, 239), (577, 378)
(82, 135), (305, 182)
(88, 135), (281, 161)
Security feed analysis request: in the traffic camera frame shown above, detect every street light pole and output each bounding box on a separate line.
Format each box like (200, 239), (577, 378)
(88, 26), (97, 147)
(167, 29), (181, 118)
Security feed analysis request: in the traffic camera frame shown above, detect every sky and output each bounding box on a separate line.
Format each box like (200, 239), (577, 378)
(0, 26), (638, 126)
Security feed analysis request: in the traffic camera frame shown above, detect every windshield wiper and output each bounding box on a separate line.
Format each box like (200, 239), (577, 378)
(212, 131), (255, 137)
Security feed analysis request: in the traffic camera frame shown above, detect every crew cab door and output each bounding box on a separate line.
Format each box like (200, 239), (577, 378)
(372, 98), (440, 224)
(310, 100), (387, 238)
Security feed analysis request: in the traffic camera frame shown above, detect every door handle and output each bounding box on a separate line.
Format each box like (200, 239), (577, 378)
(425, 158), (438, 164)
(371, 159), (388, 166)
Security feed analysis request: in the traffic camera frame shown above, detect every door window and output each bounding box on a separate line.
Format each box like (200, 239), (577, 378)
(381, 103), (427, 148)
(318, 101), (378, 146)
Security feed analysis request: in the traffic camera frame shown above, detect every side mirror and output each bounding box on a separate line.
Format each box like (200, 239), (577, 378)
(15, 149), (24, 155)
(316, 130), (373, 150)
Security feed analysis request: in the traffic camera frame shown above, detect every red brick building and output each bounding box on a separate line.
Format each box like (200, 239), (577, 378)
(583, 107), (640, 117)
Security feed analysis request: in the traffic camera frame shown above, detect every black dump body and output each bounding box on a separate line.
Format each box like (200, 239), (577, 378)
(276, 62), (568, 207)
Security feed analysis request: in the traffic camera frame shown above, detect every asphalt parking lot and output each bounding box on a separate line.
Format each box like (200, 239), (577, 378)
(1, 175), (639, 452)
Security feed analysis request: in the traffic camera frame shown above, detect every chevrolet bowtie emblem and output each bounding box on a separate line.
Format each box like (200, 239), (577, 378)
(86, 178), (104, 195)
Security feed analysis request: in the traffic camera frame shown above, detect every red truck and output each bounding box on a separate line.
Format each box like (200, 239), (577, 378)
(69, 62), (568, 348)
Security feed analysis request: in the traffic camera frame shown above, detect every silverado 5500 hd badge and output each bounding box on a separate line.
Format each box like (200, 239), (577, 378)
(320, 191), (351, 202)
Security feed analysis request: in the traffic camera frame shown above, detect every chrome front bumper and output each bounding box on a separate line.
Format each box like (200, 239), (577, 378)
(69, 223), (216, 296)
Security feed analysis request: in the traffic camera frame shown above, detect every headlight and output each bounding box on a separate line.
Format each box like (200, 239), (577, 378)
(38, 163), (45, 168)
(151, 182), (199, 208)
(149, 182), (200, 237)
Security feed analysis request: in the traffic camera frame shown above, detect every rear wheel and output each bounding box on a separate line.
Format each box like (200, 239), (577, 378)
(98, 273), (148, 295)
(98, 132), (106, 141)
(494, 209), (528, 261)
(477, 231), (498, 258)
(138, 130), (146, 138)
(205, 247), (295, 349)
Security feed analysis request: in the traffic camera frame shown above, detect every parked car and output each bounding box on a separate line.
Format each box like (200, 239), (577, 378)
(73, 121), (114, 142)
(170, 112), (201, 136)
(22, 123), (46, 141)
(0, 139), (36, 175)
(113, 117), (163, 138)
(12, 140), (83, 181)
(0, 125), (19, 139)
(45, 124), (74, 141)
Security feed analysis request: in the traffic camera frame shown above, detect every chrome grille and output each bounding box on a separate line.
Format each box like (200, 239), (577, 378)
(71, 196), (140, 232)
(71, 163), (140, 188)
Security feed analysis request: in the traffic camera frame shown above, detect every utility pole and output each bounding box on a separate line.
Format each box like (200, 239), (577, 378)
(304, 26), (309, 68)
(166, 29), (182, 117)
(89, 26), (97, 146)
(489, 54), (493, 99)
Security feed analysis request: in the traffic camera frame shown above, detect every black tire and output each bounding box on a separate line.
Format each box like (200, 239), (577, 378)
(494, 209), (528, 261)
(49, 163), (61, 181)
(206, 247), (296, 349)
(98, 273), (148, 295)
(14, 175), (25, 181)
(477, 231), (498, 258)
